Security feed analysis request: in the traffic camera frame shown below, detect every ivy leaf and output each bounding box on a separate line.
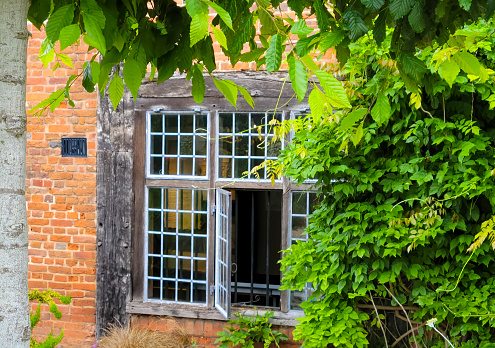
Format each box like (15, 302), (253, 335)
(319, 29), (345, 52)
(351, 123), (364, 146)
(338, 108), (367, 132)
(374, 13), (387, 46)
(204, 1), (233, 30)
(315, 70), (351, 109)
(123, 58), (142, 100)
(108, 74), (124, 110)
(291, 20), (314, 36)
(408, 2), (426, 33)
(288, 55), (308, 102)
(371, 92), (391, 126)
(191, 65), (205, 104)
(389, 0), (414, 20)
(190, 13), (209, 47)
(459, 0), (472, 11)
(361, 0), (385, 12)
(212, 26), (228, 50)
(59, 24), (81, 51)
(45, 4), (75, 42)
(238, 85), (255, 108)
(214, 79), (238, 108)
(452, 51), (481, 76)
(438, 59), (460, 87)
(343, 9), (368, 40)
(266, 34), (283, 72)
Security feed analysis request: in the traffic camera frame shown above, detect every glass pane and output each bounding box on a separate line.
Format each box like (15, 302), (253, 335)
(194, 213), (207, 235)
(181, 114), (194, 133)
(148, 279), (161, 299)
(250, 158), (264, 177)
(163, 257), (176, 278)
(251, 136), (265, 157)
(163, 157), (177, 175)
(148, 188), (161, 209)
(178, 213), (192, 232)
(178, 190), (193, 210)
(162, 280), (175, 301)
(150, 157), (162, 175)
(164, 136), (178, 155)
(219, 113), (233, 133)
(193, 261), (207, 281)
(163, 234), (176, 255)
(195, 158), (207, 176)
(309, 193), (319, 213)
(219, 158), (232, 178)
(178, 235), (192, 254)
(292, 216), (307, 239)
(179, 158), (193, 175)
(235, 113), (249, 133)
(234, 158), (248, 178)
(178, 260), (191, 280)
(267, 138), (281, 157)
(163, 211), (176, 232)
(251, 113), (265, 131)
(180, 136), (194, 155)
(148, 233), (161, 255)
(193, 236), (207, 256)
(196, 114), (208, 133)
(177, 282), (190, 302)
(150, 114), (163, 132)
(266, 113), (282, 134)
(195, 135), (207, 156)
(219, 137), (233, 156)
(148, 256), (161, 278)
(292, 192), (307, 214)
(192, 283), (206, 303)
(163, 189), (177, 210)
(194, 191), (208, 211)
(151, 135), (163, 155)
(234, 136), (248, 156)
(148, 211), (161, 232)
(164, 114), (178, 133)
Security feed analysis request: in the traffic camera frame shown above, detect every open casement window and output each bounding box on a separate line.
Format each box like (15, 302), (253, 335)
(214, 188), (232, 318)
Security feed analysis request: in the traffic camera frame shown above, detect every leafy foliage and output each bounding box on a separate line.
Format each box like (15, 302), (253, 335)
(279, 20), (495, 347)
(215, 312), (288, 348)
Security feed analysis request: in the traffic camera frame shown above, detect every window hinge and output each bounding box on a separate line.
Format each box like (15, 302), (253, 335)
(209, 285), (215, 295)
(300, 106), (310, 113)
(192, 106), (201, 113)
(211, 205), (216, 215)
(153, 106), (164, 112)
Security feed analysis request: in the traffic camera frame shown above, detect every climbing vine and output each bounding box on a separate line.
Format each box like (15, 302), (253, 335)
(279, 19), (495, 348)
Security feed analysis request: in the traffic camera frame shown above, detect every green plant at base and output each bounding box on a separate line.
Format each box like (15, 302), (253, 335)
(215, 311), (288, 348)
(30, 289), (71, 348)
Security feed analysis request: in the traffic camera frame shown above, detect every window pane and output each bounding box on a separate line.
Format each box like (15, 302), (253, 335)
(162, 280), (175, 301)
(177, 282), (190, 302)
(151, 135), (163, 154)
(148, 211), (161, 232)
(163, 189), (176, 210)
(194, 191), (208, 211)
(178, 235), (191, 254)
(251, 113), (265, 131)
(163, 157), (177, 175)
(219, 158), (232, 178)
(180, 136), (194, 155)
(150, 114), (163, 132)
(195, 158), (207, 176)
(234, 158), (248, 178)
(234, 136), (248, 156)
(292, 192), (307, 214)
(178, 259), (191, 280)
(178, 189), (192, 210)
(179, 158), (193, 175)
(148, 233), (161, 255)
(251, 136), (265, 157)
(194, 214), (207, 235)
(193, 283), (206, 303)
(195, 135), (207, 156)
(267, 138), (281, 157)
(163, 234), (176, 255)
(163, 212), (176, 232)
(163, 257), (176, 278)
(219, 137), (233, 156)
(180, 114), (194, 133)
(148, 257), (161, 278)
(164, 136), (178, 155)
(148, 279), (161, 299)
(292, 217), (307, 239)
(150, 157), (162, 175)
(149, 188), (161, 209)
(235, 113), (249, 133)
(219, 113), (233, 133)
(178, 213), (192, 232)
(196, 114), (207, 132)
(164, 114), (178, 133)
(193, 236), (207, 256)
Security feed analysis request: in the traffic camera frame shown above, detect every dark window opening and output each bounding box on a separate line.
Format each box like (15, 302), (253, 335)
(230, 190), (282, 309)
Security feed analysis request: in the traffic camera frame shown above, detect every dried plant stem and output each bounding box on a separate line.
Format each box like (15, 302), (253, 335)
(369, 291), (389, 348)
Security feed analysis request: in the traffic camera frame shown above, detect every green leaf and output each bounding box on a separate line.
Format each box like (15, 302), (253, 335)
(389, 0), (414, 20)
(399, 52), (426, 80)
(459, 0), (472, 11)
(123, 58), (142, 100)
(204, 1), (233, 30)
(343, 9), (368, 40)
(59, 24), (81, 51)
(238, 85), (255, 108)
(57, 53), (73, 69)
(485, 0), (495, 19)
(319, 29), (345, 52)
(82, 62), (95, 93)
(408, 2), (426, 33)
(45, 4), (75, 42)
(300, 54), (319, 72)
(109, 74), (124, 110)
(191, 65), (205, 104)
(313, 0), (329, 30)
(452, 51), (481, 76)
(80, 0), (106, 22)
(83, 14), (107, 53)
(240, 48), (266, 63)
(315, 71), (351, 109)
(361, 0), (385, 12)
(212, 26), (228, 50)
(288, 55), (308, 102)
(190, 13), (209, 47)
(291, 20), (314, 36)
(214, 79), (238, 108)
(266, 34), (283, 72)
(308, 88), (327, 122)
(374, 13), (387, 46)
(288, 0), (304, 17)
(337, 280), (346, 292)
(339, 108), (367, 132)
(438, 59), (460, 87)
(398, 66), (419, 93)
(39, 38), (55, 68)
(371, 93), (391, 126)
(185, 0), (208, 17)
(351, 123), (364, 146)
(49, 89), (65, 112)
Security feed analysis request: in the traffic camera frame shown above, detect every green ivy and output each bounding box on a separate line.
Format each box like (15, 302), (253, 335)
(280, 19), (495, 348)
